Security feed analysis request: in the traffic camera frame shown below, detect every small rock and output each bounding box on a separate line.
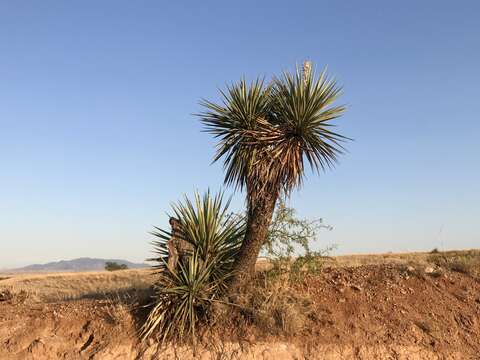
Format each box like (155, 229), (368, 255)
(0, 290), (13, 302)
(350, 284), (362, 291)
(407, 266), (416, 273)
(424, 267), (435, 274)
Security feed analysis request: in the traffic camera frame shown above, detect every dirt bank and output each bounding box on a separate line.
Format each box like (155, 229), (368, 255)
(1, 264), (479, 359)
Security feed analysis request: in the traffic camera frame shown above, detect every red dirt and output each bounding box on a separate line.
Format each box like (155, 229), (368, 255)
(1, 264), (479, 359)
(297, 264), (480, 359)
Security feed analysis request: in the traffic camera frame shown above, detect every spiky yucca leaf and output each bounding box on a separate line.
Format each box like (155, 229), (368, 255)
(142, 191), (245, 342)
(199, 64), (349, 200)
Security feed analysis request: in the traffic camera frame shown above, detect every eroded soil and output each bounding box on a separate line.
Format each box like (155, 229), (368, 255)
(1, 264), (479, 359)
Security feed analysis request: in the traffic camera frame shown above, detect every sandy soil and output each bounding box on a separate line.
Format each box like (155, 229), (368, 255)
(1, 262), (479, 359)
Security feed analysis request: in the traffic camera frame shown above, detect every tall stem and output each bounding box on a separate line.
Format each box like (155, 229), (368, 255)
(230, 188), (279, 291)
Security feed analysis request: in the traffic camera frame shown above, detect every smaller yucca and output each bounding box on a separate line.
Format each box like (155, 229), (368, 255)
(141, 191), (245, 342)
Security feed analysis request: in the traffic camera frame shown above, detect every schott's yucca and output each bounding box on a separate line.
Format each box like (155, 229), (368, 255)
(141, 191), (245, 342)
(199, 62), (349, 287)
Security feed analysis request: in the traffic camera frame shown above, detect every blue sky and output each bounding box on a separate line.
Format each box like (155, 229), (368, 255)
(1, 1), (479, 268)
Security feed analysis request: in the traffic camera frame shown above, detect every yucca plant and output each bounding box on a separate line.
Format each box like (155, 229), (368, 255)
(199, 62), (349, 289)
(141, 191), (245, 342)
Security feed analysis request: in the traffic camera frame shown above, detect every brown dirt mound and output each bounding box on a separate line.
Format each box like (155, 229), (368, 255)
(1, 264), (479, 359)
(298, 264), (480, 358)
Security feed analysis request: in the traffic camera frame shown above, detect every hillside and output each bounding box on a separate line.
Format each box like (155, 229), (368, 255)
(10, 257), (148, 273)
(0, 250), (479, 359)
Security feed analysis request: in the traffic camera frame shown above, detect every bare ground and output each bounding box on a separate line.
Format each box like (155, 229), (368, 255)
(1, 252), (479, 359)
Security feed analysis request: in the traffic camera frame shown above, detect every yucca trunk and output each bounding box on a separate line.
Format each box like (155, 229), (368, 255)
(230, 189), (279, 290)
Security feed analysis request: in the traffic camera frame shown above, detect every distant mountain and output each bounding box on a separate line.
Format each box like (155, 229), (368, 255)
(11, 257), (149, 273)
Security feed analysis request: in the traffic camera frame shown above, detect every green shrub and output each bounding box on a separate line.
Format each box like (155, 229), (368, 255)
(105, 262), (128, 271)
(141, 191), (245, 343)
(261, 198), (335, 280)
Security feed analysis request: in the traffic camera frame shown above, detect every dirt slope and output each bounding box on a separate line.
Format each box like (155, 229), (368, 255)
(1, 264), (479, 359)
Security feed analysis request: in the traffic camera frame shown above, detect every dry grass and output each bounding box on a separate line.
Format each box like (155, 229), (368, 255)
(321, 249), (479, 270)
(240, 273), (313, 337)
(427, 249), (480, 278)
(1, 249), (478, 304)
(254, 252), (434, 272)
(0, 268), (154, 302)
(327, 251), (432, 268)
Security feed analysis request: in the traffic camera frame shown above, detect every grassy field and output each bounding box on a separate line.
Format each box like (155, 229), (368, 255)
(331, 249), (456, 267)
(0, 268), (153, 302)
(1, 249), (480, 359)
(1, 249), (478, 303)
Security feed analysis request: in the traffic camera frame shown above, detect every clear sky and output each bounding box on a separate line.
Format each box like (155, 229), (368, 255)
(1, 1), (479, 268)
